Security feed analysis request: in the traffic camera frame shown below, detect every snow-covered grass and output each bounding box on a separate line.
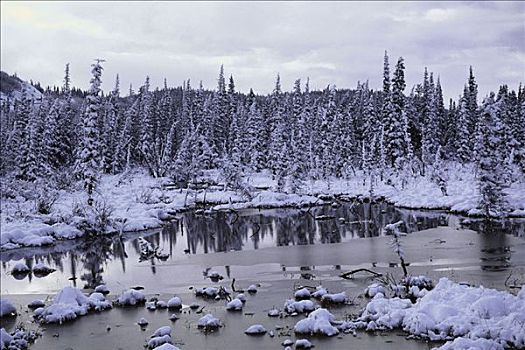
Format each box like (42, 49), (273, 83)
(2, 165), (524, 251)
(352, 278), (525, 349)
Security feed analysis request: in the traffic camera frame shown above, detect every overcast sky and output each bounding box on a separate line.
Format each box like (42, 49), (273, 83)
(1, 1), (524, 100)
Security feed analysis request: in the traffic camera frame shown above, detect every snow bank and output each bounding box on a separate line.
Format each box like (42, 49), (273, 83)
(354, 278), (525, 348)
(294, 308), (339, 336)
(115, 289), (146, 306)
(36, 286), (111, 324)
(0, 298), (16, 317)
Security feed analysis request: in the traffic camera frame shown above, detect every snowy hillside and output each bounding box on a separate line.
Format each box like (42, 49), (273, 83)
(0, 71), (42, 104)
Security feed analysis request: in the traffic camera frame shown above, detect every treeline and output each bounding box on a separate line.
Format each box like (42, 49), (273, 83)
(1, 53), (523, 215)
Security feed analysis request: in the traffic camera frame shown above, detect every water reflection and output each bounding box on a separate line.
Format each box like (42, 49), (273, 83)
(1, 202), (524, 291)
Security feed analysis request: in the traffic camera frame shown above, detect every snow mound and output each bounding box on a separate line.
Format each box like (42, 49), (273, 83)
(365, 283), (386, 298)
(147, 335), (172, 349)
(28, 300), (45, 309)
(36, 286), (111, 324)
(94, 285), (110, 294)
(284, 299), (315, 314)
(312, 286), (328, 299)
(226, 298), (243, 311)
(197, 314), (220, 329)
(294, 308), (339, 336)
(195, 287), (219, 298)
(244, 324), (267, 335)
(321, 291), (347, 304)
(355, 278), (525, 348)
(151, 326), (171, 338)
(153, 344), (180, 350)
(0, 298), (16, 317)
(115, 289), (146, 306)
(295, 338), (314, 348)
(295, 288), (311, 299)
(167, 297), (182, 309)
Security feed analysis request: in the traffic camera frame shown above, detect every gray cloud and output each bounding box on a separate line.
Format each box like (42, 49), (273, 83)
(1, 1), (523, 100)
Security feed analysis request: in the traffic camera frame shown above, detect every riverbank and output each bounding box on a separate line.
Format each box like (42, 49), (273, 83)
(2, 167), (524, 251)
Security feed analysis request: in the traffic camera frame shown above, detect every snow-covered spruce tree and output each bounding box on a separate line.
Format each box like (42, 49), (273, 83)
(456, 87), (471, 163)
(212, 65), (230, 155)
(138, 77), (159, 176)
(268, 74), (289, 176)
(159, 122), (176, 176)
(12, 91), (34, 180)
(476, 93), (508, 217)
(101, 75), (120, 173)
(384, 55), (409, 170)
(42, 100), (63, 170)
(76, 60), (104, 205)
(421, 72), (440, 170)
(246, 101), (266, 171)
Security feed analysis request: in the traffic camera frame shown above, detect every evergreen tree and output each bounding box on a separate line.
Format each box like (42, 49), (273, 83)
(476, 93), (508, 216)
(76, 59), (104, 205)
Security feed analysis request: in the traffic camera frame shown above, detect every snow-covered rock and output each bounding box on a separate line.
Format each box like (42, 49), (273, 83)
(115, 289), (146, 306)
(365, 283), (386, 298)
(195, 287), (219, 298)
(94, 285), (110, 294)
(321, 291), (347, 304)
(28, 299), (45, 309)
(0, 298), (16, 317)
(147, 335), (172, 349)
(226, 298), (243, 311)
(167, 297), (182, 309)
(197, 314), (221, 329)
(138, 317), (149, 326)
(153, 344), (180, 350)
(268, 308), (280, 317)
(284, 299), (315, 314)
(244, 324), (267, 335)
(235, 293), (246, 303)
(151, 326), (171, 338)
(36, 286), (111, 324)
(247, 284), (258, 294)
(294, 308), (339, 336)
(312, 286), (328, 299)
(295, 338), (314, 348)
(295, 288), (311, 300)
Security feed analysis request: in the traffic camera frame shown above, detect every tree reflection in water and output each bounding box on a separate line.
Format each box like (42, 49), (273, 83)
(1, 202), (523, 290)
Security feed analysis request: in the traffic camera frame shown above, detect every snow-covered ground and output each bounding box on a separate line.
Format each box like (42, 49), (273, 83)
(350, 278), (525, 349)
(1, 166), (524, 250)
